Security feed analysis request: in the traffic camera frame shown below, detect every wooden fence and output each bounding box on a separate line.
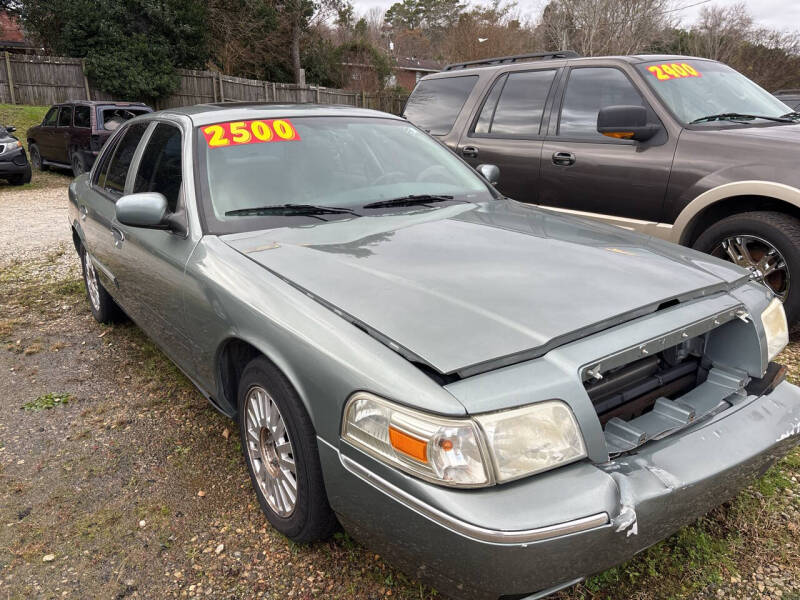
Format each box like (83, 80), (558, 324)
(0, 53), (409, 115)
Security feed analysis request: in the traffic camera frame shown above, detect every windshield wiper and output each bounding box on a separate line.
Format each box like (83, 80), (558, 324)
(690, 112), (794, 124)
(362, 194), (455, 209)
(225, 204), (360, 217)
(780, 111), (800, 121)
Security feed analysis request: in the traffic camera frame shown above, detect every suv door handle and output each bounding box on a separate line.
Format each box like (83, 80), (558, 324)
(462, 146), (479, 158)
(552, 151), (576, 166)
(111, 226), (125, 248)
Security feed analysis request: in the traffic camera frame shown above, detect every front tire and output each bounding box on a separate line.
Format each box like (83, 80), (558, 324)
(71, 152), (86, 177)
(29, 143), (47, 171)
(693, 211), (800, 324)
(7, 165), (31, 186)
(80, 245), (123, 324)
(238, 357), (337, 543)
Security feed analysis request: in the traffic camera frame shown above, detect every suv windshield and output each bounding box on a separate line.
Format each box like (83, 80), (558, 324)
(637, 59), (793, 125)
(197, 116), (492, 233)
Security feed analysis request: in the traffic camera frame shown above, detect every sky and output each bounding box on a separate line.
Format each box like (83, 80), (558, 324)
(349, 0), (800, 32)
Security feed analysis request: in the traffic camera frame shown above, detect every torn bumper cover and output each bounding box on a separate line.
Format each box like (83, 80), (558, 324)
(319, 380), (800, 600)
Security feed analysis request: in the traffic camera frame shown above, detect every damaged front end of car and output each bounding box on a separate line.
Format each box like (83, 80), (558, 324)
(321, 280), (800, 600)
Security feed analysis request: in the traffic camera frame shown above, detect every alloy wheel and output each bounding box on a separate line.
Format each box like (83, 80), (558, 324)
(712, 234), (790, 301)
(83, 252), (101, 311)
(244, 385), (298, 517)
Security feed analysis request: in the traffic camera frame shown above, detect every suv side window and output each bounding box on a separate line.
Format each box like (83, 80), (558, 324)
(99, 123), (149, 197)
(42, 107), (59, 126)
(558, 68), (645, 139)
(403, 75), (478, 135)
(58, 106), (73, 127)
(474, 70), (556, 137)
(74, 106), (91, 129)
(133, 123), (183, 212)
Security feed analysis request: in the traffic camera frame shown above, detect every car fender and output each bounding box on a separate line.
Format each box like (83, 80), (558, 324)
(672, 180), (800, 244)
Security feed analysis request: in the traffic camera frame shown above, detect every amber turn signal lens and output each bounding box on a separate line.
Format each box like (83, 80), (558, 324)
(601, 131), (635, 139)
(389, 426), (428, 463)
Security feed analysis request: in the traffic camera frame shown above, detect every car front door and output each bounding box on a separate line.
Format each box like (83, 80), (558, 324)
(107, 121), (197, 372)
(538, 66), (676, 223)
(456, 68), (560, 203)
(55, 105), (74, 163)
(35, 106), (59, 161)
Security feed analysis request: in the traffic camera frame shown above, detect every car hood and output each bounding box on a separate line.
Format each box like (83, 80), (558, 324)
(708, 122), (800, 144)
(221, 200), (749, 377)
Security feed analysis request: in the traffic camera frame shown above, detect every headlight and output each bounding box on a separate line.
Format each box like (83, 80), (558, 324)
(1, 140), (20, 154)
(342, 393), (489, 486)
(342, 393), (586, 487)
(761, 297), (788, 361)
(475, 401), (586, 482)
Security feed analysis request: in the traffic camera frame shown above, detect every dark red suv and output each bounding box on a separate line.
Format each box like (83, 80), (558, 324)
(27, 101), (152, 176)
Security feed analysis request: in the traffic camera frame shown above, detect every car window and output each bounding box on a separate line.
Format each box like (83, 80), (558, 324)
(559, 68), (646, 139)
(42, 107), (58, 126)
(58, 106), (73, 127)
(133, 123), (182, 212)
(475, 70), (556, 137)
(403, 76), (478, 135)
(74, 106), (91, 129)
(100, 123), (149, 196)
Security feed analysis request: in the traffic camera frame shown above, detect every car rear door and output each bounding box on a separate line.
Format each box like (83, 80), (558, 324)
(78, 122), (149, 309)
(538, 65), (676, 222)
(107, 120), (196, 371)
(455, 68), (561, 203)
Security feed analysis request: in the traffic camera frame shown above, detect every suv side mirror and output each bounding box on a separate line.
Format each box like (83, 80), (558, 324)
(476, 163), (500, 185)
(597, 105), (660, 142)
(116, 192), (169, 228)
(5, 126), (15, 133)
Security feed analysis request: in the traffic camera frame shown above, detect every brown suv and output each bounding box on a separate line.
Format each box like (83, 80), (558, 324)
(27, 100), (152, 176)
(404, 52), (800, 323)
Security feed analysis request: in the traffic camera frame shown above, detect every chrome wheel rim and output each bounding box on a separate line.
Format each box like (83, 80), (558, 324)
(712, 235), (790, 301)
(83, 252), (101, 311)
(244, 385), (297, 517)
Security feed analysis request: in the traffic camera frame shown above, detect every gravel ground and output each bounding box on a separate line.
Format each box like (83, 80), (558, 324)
(0, 182), (798, 599)
(0, 183), (71, 267)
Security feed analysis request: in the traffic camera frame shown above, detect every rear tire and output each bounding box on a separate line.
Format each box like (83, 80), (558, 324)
(80, 245), (124, 324)
(29, 143), (47, 171)
(71, 152), (86, 177)
(693, 211), (800, 324)
(237, 356), (337, 543)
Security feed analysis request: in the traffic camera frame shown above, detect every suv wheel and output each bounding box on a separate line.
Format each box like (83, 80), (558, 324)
(237, 356), (337, 543)
(71, 152), (86, 177)
(29, 143), (47, 171)
(8, 165), (32, 186)
(693, 211), (800, 324)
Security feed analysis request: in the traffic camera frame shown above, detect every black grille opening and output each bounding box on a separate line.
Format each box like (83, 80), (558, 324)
(584, 344), (707, 425)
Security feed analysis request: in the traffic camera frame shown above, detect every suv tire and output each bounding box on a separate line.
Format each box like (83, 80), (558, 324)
(71, 152), (86, 177)
(237, 356), (338, 543)
(693, 211), (800, 324)
(8, 165), (32, 186)
(29, 143), (47, 171)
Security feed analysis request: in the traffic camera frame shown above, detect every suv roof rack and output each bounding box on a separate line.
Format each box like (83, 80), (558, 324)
(443, 51), (580, 71)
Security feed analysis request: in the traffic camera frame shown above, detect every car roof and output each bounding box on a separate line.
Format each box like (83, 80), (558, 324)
(429, 54), (717, 78)
(52, 100), (151, 108)
(158, 102), (404, 127)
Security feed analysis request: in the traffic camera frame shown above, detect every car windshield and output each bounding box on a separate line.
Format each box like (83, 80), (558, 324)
(636, 59), (793, 125)
(197, 116), (492, 232)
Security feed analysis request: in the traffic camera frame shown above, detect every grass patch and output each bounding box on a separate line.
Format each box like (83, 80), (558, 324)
(23, 392), (72, 411)
(0, 104), (49, 153)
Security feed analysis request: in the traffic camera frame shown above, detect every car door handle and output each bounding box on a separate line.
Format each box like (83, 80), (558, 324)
(79, 204), (88, 220)
(111, 226), (125, 248)
(462, 146), (479, 158)
(552, 151), (576, 166)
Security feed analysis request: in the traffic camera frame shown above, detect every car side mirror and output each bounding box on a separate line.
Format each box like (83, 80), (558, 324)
(116, 192), (169, 229)
(476, 163), (500, 185)
(5, 126), (15, 133)
(597, 105), (660, 142)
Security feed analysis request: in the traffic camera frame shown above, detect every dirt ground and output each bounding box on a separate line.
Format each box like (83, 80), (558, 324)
(0, 183), (798, 600)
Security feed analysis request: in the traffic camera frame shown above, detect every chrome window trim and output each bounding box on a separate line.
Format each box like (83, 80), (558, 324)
(337, 448), (609, 545)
